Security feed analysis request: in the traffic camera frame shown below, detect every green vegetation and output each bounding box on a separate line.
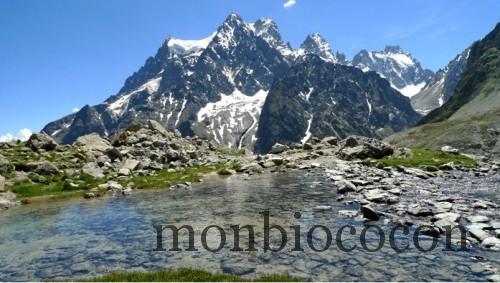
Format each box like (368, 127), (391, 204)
(10, 174), (105, 199)
(127, 163), (229, 189)
(87, 268), (304, 282)
(365, 148), (477, 168)
(9, 163), (237, 199)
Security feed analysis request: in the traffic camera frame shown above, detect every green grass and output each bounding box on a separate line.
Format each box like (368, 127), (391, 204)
(126, 163), (229, 189)
(10, 174), (105, 198)
(87, 268), (304, 282)
(8, 162), (236, 199)
(365, 148), (477, 168)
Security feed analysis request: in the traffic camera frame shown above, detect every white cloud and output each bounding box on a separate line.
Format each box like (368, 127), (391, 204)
(72, 107), (80, 113)
(0, 128), (33, 142)
(283, 0), (296, 9)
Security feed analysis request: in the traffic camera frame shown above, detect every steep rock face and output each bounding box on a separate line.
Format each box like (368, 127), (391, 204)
(254, 55), (421, 153)
(296, 33), (348, 64)
(43, 14), (290, 150)
(411, 48), (470, 115)
(43, 13), (421, 153)
(386, 23), (500, 157)
(352, 46), (434, 98)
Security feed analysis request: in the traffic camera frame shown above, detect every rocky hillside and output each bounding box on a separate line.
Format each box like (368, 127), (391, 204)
(411, 48), (470, 115)
(386, 23), (500, 157)
(352, 46), (434, 98)
(43, 13), (418, 153)
(254, 55), (420, 153)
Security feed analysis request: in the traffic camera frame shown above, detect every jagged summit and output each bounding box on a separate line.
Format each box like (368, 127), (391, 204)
(42, 13), (419, 153)
(384, 45), (404, 53)
(352, 46), (434, 97)
(296, 33), (347, 64)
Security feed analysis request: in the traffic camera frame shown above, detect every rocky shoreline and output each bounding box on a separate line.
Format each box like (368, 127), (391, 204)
(1, 121), (499, 280)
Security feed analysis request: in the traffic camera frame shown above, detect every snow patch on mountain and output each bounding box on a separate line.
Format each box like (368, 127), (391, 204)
(392, 81), (427, 98)
(300, 114), (313, 144)
(197, 89), (268, 149)
(167, 33), (216, 55)
(108, 77), (162, 116)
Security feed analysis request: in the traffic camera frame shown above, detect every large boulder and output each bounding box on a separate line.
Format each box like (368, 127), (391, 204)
(0, 175), (5, 192)
(33, 161), (59, 175)
(26, 132), (58, 152)
(0, 192), (18, 209)
(361, 205), (380, 221)
(147, 120), (172, 137)
(82, 162), (105, 179)
(74, 133), (113, 153)
(338, 136), (394, 160)
(122, 159), (140, 171)
(0, 154), (8, 175)
(270, 143), (288, 154)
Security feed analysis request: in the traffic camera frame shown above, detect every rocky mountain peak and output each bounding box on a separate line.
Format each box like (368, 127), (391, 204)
(43, 13), (419, 153)
(384, 45), (404, 53)
(352, 46), (434, 98)
(299, 33), (334, 60)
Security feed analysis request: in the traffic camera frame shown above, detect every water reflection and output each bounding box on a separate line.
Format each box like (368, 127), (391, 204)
(0, 172), (497, 281)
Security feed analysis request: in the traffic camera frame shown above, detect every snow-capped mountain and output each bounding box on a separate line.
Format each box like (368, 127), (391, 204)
(410, 48), (470, 115)
(43, 13), (419, 152)
(296, 33), (348, 64)
(352, 46), (434, 98)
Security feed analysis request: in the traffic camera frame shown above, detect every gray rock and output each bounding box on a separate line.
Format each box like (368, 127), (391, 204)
(26, 132), (58, 151)
(118, 168), (130, 176)
(487, 274), (500, 282)
(338, 137), (394, 160)
(271, 157), (285, 165)
(270, 143), (288, 154)
(84, 192), (97, 199)
(34, 161), (59, 175)
(313, 205), (332, 211)
(302, 143), (313, 150)
(0, 192), (18, 209)
(361, 205), (380, 221)
(336, 180), (357, 194)
(407, 204), (434, 217)
(82, 162), (105, 179)
(321, 136), (339, 146)
(147, 120), (170, 137)
(468, 225), (491, 241)
(490, 221), (500, 230)
(441, 145), (459, 154)
(338, 210), (358, 217)
(260, 161), (275, 168)
(74, 133), (113, 153)
(344, 136), (359, 147)
(439, 162), (455, 171)
(433, 212), (460, 222)
(122, 159), (140, 171)
(106, 181), (123, 191)
(481, 237), (500, 251)
(0, 175), (4, 192)
(105, 147), (122, 161)
(467, 215), (490, 223)
(363, 189), (389, 203)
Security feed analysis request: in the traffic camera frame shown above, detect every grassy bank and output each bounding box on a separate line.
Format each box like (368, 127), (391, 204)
(87, 268), (303, 282)
(9, 162), (239, 200)
(365, 148), (477, 168)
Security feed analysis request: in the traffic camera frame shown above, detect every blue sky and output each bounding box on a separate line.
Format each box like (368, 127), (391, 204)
(0, 0), (499, 139)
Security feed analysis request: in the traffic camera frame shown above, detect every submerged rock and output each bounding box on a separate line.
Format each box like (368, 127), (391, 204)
(361, 205), (380, 221)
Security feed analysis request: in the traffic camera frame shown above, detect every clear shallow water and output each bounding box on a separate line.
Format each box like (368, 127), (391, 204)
(0, 171), (498, 281)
